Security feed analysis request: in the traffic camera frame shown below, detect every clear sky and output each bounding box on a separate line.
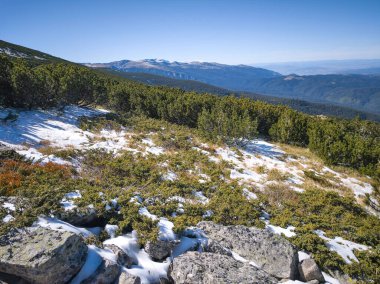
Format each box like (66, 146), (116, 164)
(1, 0), (380, 64)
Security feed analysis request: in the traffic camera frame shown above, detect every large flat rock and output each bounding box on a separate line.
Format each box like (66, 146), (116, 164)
(170, 251), (277, 284)
(197, 221), (298, 279)
(0, 228), (87, 284)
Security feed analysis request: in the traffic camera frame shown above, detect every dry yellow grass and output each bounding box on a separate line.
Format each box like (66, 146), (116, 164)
(267, 168), (289, 181)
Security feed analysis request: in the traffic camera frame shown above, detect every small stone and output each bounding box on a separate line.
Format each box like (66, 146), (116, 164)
(117, 270), (141, 284)
(81, 259), (120, 284)
(145, 240), (179, 261)
(104, 244), (133, 267)
(298, 259), (325, 282)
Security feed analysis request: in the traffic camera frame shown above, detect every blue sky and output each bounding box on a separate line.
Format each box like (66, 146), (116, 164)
(1, 0), (380, 64)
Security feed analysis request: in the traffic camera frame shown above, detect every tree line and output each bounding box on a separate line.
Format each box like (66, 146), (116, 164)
(1, 55), (379, 179)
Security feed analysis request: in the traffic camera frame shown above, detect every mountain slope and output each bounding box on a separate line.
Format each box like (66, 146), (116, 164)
(0, 40), (69, 65)
(98, 68), (380, 122)
(248, 74), (380, 115)
(86, 58), (380, 115)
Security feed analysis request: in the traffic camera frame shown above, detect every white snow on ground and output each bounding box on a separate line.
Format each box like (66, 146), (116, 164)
(0, 47), (29, 58)
(162, 171), (177, 181)
(266, 222), (296, 238)
(70, 245), (118, 284)
(206, 140), (305, 191)
(230, 251), (260, 268)
(34, 217), (97, 238)
(105, 224), (119, 238)
(158, 218), (176, 241)
(172, 227), (208, 258)
(17, 147), (70, 165)
(315, 230), (368, 264)
(340, 177), (373, 197)
(138, 207), (176, 241)
(322, 167), (373, 198)
(138, 207), (158, 220)
(200, 139), (374, 200)
(242, 188), (258, 200)
(145, 145), (164, 155)
(171, 236), (199, 258)
(0, 106), (168, 165)
(1, 106), (373, 200)
(60, 191), (82, 211)
(0, 106), (104, 148)
(104, 232), (170, 283)
(142, 138), (164, 155)
(2, 202), (16, 211)
(193, 191), (209, 204)
(298, 251), (311, 262)
(2, 214), (15, 223)
(322, 272), (341, 284)
(282, 272), (341, 284)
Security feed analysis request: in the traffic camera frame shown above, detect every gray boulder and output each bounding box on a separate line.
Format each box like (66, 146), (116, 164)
(82, 258), (120, 284)
(145, 240), (179, 261)
(104, 244), (133, 267)
(170, 251), (277, 284)
(298, 259), (325, 283)
(117, 270), (141, 284)
(0, 228), (87, 284)
(197, 221), (298, 279)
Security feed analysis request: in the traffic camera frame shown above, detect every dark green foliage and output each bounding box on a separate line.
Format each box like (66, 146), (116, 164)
(208, 184), (263, 227)
(308, 117), (380, 177)
(0, 55), (379, 179)
(197, 98), (258, 143)
(266, 188), (380, 281)
(269, 109), (309, 146)
(303, 170), (333, 187)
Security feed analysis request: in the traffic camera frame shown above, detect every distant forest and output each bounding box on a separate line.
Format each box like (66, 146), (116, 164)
(101, 69), (380, 122)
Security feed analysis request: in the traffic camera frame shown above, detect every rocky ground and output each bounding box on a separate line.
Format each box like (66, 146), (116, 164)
(0, 106), (379, 283)
(0, 221), (327, 284)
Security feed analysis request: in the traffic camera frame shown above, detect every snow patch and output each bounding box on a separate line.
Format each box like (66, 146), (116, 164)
(315, 230), (368, 264)
(266, 222), (296, 237)
(104, 232), (170, 283)
(2, 214), (15, 223)
(2, 202), (16, 211)
(34, 217), (96, 238)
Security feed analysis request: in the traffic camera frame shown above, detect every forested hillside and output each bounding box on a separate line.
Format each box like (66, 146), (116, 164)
(99, 68), (380, 122)
(1, 54), (379, 180)
(248, 74), (380, 115)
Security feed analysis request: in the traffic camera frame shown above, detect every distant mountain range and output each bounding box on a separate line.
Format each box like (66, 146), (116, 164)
(1, 39), (379, 118)
(87, 59), (380, 115)
(84, 59), (281, 90)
